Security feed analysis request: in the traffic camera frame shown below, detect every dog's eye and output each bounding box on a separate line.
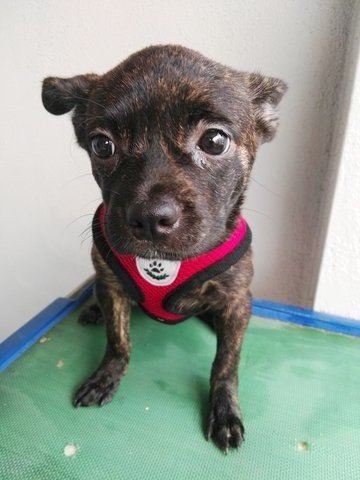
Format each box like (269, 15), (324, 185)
(91, 135), (115, 158)
(197, 129), (230, 155)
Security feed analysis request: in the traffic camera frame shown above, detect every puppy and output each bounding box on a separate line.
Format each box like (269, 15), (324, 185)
(42, 45), (286, 451)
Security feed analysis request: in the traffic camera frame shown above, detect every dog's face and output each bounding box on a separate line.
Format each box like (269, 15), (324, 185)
(42, 45), (286, 259)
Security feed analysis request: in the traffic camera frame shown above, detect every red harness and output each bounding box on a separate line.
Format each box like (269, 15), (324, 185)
(93, 204), (251, 324)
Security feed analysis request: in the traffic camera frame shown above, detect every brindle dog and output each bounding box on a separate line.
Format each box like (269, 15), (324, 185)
(42, 45), (286, 452)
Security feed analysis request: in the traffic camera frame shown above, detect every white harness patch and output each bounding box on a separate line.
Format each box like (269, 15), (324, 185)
(136, 257), (181, 286)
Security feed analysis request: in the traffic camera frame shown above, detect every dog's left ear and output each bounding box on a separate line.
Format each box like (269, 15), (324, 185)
(247, 73), (287, 143)
(42, 74), (99, 115)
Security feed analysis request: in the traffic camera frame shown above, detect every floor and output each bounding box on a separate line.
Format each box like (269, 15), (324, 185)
(1, 302), (360, 479)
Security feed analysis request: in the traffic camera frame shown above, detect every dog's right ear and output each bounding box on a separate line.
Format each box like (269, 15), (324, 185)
(42, 74), (99, 115)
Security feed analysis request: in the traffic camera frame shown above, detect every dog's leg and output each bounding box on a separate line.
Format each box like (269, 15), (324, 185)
(204, 292), (251, 451)
(74, 248), (132, 407)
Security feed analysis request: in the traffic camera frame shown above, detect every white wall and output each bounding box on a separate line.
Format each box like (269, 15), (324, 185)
(0, 0), (356, 340)
(315, 5), (360, 320)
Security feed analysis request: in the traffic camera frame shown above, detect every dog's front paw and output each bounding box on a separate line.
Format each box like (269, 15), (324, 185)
(74, 369), (120, 407)
(78, 304), (103, 325)
(206, 388), (245, 452)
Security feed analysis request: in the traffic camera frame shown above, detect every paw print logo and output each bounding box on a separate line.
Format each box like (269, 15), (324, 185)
(144, 260), (170, 281)
(136, 257), (180, 286)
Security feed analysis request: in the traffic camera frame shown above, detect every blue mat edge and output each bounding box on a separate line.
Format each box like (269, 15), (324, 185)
(0, 282), (93, 372)
(252, 299), (360, 337)
(1, 283), (359, 372)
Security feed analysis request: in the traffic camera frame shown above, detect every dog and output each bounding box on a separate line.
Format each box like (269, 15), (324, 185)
(42, 45), (286, 452)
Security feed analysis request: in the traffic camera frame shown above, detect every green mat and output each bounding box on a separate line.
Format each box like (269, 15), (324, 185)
(1, 302), (360, 479)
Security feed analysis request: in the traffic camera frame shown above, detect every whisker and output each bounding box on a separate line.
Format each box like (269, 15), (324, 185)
(79, 224), (92, 237)
(66, 214), (95, 229)
(242, 207), (277, 224)
(103, 187), (123, 199)
(249, 175), (284, 199)
(80, 197), (103, 209)
(64, 173), (94, 186)
(106, 235), (132, 260)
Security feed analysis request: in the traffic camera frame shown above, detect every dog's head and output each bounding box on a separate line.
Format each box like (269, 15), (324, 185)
(42, 45), (286, 259)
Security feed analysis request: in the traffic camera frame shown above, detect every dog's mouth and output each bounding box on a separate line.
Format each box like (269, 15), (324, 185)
(111, 237), (185, 260)
(104, 219), (231, 262)
(104, 217), (211, 261)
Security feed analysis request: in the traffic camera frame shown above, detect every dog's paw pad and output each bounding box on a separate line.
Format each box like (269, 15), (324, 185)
(78, 304), (103, 326)
(206, 398), (245, 452)
(73, 373), (118, 407)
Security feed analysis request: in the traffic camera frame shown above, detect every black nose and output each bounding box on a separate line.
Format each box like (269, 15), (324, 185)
(126, 199), (181, 240)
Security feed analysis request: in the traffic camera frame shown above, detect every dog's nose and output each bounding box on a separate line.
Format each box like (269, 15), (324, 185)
(127, 199), (181, 240)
